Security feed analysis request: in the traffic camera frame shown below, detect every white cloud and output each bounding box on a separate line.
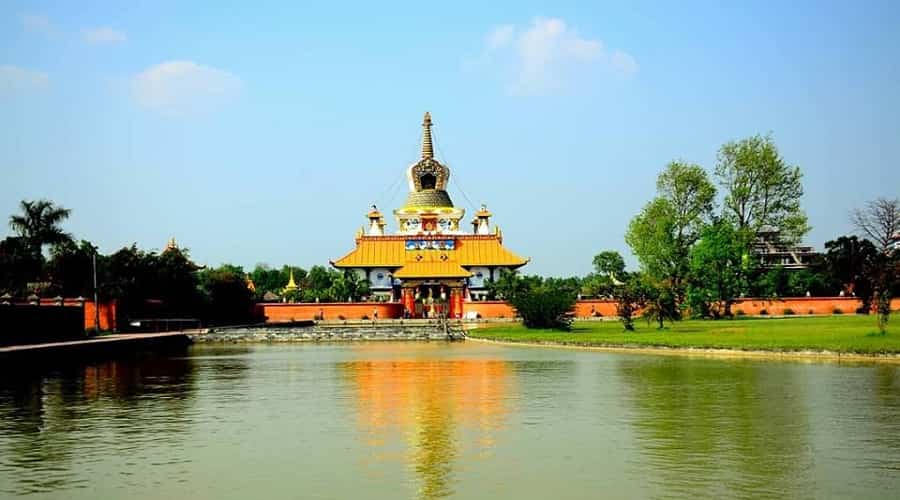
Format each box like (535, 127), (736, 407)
(132, 61), (242, 116)
(477, 17), (637, 95)
(82, 27), (127, 45)
(0, 65), (49, 93)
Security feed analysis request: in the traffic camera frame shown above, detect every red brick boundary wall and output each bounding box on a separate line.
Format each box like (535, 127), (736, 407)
(10, 299), (117, 331)
(462, 301), (516, 319)
(257, 302), (403, 322)
(730, 297), (900, 316)
(256, 297), (900, 322)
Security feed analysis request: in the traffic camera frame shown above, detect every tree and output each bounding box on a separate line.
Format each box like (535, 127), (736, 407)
(46, 240), (98, 298)
(156, 246), (203, 315)
(641, 276), (678, 329)
(852, 198), (900, 253)
(819, 236), (877, 309)
(626, 161), (715, 304)
(852, 198), (900, 333)
(303, 265), (336, 301)
(105, 245), (160, 319)
(9, 200), (73, 257)
(0, 236), (42, 295)
(582, 251), (626, 297)
(486, 269), (530, 300)
(327, 270), (370, 302)
(592, 251), (626, 278)
(612, 273), (648, 331)
(503, 274), (576, 330)
(715, 134), (809, 243)
(200, 265), (255, 325)
(686, 219), (748, 318)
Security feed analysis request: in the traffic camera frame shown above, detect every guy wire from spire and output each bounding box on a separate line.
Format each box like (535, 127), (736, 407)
(372, 119), (426, 213)
(433, 130), (479, 214)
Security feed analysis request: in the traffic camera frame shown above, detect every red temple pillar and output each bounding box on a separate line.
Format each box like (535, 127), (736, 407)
(402, 288), (415, 318)
(449, 288), (463, 319)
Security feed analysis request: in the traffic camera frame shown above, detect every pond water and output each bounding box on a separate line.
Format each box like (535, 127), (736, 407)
(1, 342), (899, 499)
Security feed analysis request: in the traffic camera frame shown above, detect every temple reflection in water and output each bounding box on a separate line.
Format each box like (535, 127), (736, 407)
(340, 344), (515, 499)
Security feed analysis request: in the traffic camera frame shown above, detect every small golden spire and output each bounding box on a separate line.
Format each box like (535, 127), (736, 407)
(421, 112), (434, 159)
(284, 269), (298, 292)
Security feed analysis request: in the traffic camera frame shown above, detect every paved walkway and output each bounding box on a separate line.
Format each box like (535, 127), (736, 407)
(0, 331), (190, 355)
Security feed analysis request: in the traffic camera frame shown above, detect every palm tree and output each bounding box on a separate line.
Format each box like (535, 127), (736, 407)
(9, 199), (73, 256)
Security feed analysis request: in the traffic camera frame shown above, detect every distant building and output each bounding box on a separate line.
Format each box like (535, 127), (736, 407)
(752, 227), (818, 270)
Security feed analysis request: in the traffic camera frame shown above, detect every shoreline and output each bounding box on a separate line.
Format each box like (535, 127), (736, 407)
(465, 336), (900, 364)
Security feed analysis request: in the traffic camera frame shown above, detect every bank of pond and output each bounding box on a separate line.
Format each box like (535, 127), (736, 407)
(468, 315), (900, 356)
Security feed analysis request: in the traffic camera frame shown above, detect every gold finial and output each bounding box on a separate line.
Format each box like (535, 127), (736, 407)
(421, 112), (434, 159)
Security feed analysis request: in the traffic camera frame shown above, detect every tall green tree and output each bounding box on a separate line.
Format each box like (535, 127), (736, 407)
(9, 200), (73, 257)
(715, 134), (809, 243)
(687, 219), (748, 318)
(626, 161), (715, 304)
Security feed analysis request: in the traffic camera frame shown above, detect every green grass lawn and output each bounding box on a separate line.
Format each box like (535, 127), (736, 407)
(468, 315), (900, 354)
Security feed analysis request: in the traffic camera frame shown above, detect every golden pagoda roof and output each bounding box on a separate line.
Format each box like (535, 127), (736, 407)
(393, 261), (471, 279)
(332, 235), (528, 270)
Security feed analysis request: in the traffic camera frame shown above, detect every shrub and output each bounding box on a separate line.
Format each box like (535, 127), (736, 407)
(832, 308), (843, 315)
(509, 286), (576, 330)
(783, 308), (795, 315)
(759, 309), (769, 316)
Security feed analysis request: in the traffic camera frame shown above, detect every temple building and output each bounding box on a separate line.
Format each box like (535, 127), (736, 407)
(332, 112), (528, 318)
(752, 226), (818, 270)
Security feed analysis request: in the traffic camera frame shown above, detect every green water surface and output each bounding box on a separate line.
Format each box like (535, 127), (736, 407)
(1, 342), (898, 499)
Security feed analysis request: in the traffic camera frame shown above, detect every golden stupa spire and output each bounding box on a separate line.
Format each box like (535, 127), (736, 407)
(421, 112), (434, 159)
(284, 269), (298, 292)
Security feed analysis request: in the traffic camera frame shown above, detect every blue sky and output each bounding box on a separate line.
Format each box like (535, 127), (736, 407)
(2, 0), (899, 276)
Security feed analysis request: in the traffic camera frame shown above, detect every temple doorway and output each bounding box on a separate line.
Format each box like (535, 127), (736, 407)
(401, 282), (464, 319)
